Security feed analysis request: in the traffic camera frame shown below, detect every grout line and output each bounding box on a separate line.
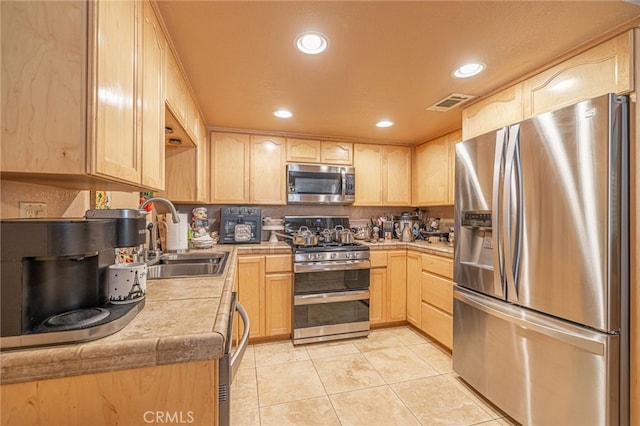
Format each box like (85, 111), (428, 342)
(386, 381), (424, 425)
(241, 326), (489, 426)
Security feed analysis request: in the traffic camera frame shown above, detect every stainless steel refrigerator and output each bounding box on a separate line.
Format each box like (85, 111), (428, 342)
(453, 93), (629, 426)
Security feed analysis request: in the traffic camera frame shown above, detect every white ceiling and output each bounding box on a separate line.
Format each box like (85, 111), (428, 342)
(156, 1), (640, 144)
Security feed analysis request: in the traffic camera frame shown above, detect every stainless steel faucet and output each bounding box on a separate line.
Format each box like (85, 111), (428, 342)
(138, 197), (180, 223)
(138, 197), (181, 262)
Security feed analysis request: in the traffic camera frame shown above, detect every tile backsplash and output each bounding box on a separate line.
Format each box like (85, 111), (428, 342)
(175, 202), (454, 240)
(0, 180), (453, 231)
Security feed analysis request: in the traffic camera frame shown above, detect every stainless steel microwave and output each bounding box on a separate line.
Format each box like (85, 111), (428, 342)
(287, 164), (355, 204)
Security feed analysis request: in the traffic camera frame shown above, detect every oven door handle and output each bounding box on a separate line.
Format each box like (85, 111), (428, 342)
(294, 290), (369, 305)
(294, 260), (371, 273)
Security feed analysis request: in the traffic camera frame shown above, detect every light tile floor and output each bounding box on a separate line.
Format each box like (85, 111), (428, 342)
(231, 326), (519, 426)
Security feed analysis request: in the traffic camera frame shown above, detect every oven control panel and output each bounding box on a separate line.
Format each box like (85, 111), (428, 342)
(294, 250), (370, 263)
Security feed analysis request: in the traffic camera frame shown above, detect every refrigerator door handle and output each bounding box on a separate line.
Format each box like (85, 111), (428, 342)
(503, 124), (521, 301)
(492, 128), (507, 292)
(455, 288), (607, 355)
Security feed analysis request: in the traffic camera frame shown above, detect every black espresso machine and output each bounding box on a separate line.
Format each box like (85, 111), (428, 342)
(0, 209), (147, 350)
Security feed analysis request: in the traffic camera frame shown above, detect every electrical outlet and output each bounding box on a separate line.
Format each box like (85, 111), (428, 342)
(19, 202), (48, 218)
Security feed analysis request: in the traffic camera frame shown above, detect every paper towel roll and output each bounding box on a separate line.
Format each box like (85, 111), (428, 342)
(165, 213), (189, 252)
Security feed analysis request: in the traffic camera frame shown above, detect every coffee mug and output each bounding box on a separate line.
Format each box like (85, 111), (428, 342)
(108, 262), (147, 304)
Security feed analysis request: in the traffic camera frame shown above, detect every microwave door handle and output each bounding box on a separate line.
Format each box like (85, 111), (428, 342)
(341, 168), (347, 196)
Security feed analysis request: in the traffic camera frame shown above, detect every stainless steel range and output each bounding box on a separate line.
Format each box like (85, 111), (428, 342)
(284, 216), (370, 345)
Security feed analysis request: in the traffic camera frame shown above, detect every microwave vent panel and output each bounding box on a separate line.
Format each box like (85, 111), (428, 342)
(426, 93), (475, 112)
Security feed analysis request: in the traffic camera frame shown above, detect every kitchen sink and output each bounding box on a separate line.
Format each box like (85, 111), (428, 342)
(147, 252), (229, 280)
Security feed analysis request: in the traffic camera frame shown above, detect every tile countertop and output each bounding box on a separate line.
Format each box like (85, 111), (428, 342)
(362, 239), (454, 258)
(0, 242), (291, 386)
(0, 240), (449, 385)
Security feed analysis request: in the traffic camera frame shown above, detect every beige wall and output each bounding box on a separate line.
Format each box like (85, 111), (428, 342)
(0, 180), (140, 219)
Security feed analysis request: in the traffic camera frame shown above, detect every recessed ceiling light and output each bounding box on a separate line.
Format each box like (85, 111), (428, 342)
(274, 109), (293, 118)
(452, 62), (486, 78)
(376, 120), (394, 128)
(295, 32), (329, 55)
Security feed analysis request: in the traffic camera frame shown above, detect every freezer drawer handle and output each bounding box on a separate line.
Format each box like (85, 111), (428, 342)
(455, 289), (607, 355)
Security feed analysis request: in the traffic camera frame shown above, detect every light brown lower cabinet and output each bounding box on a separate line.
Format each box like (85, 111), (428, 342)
(369, 250), (407, 325)
(0, 360), (218, 426)
(369, 266), (387, 324)
(419, 253), (454, 350)
(236, 254), (292, 340)
(264, 273), (292, 335)
(406, 251), (421, 327)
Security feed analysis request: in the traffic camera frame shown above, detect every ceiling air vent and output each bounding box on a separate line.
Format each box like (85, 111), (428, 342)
(426, 93), (475, 112)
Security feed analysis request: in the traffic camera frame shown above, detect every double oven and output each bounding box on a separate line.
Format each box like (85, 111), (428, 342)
(285, 216), (370, 345)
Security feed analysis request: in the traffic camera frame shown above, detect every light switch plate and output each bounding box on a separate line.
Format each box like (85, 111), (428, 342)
(19, 202), (48, 218)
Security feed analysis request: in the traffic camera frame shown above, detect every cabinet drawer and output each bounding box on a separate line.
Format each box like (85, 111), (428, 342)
(421, 302), (452, 350)
(265, 254), (292, 273)
(421, 272), (453, 314)
(421, 253), (453, 279)
(370, 251), (388, 268)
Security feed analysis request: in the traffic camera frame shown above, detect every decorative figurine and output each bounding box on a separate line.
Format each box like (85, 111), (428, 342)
(191, 207), (211, 237)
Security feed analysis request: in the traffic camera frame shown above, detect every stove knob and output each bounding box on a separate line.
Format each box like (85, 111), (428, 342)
(352, 252), (360, 258)
(330, 253), (337, 259)
(307, 254), (314, 261)
(345, 252), (352, 258)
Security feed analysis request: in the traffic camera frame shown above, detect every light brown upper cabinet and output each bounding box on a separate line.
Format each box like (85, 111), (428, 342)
(383, 146), (413, 206)
(286, 139), (353, 165)
(159, 110), (209, 203)
(185, 94), (205, 147)
(462, 30), (633, 140)
(165, 44), (205, 150)
(523, 31), (633, 118)
(250, 135), (286, 205)
(447, 130), (462, 205)
(165, 49), (189, 128)
(286, 139), (322, 163)
(162, 55), (209, 204)
(354, 144), (411, 206)
(413, 130), (461, 206)
(354, 144), (383, 205)
(139, 0), (166, 190)
(210, 132), (286, 205)
(210, 132), (250, 203)
(462, 85), (524, 140)
(321, 141), (353, 165)
(1, 0), (165, 191)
